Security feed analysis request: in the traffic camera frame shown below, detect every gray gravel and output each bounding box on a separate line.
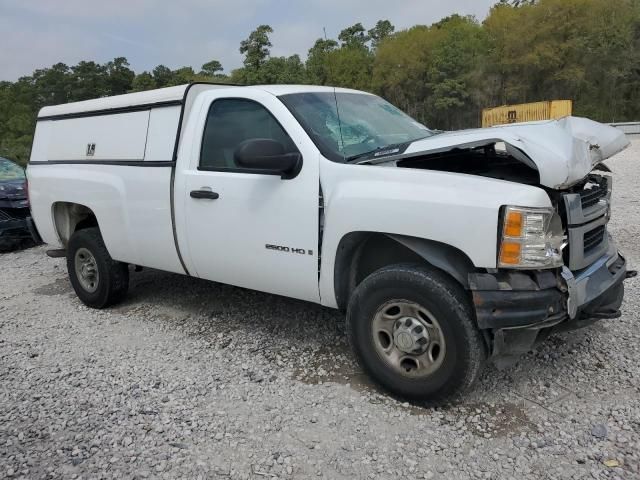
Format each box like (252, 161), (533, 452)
(2, 139), (639, 480)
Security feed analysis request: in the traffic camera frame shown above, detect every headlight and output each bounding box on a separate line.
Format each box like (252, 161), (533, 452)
(498, 206), (564, 269)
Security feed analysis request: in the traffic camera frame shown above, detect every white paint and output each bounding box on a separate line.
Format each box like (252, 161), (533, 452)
(39, 84), (188, 118)
(144, 106), (181, 161)
(316, 160), (551, 308)
(28, 163), (184, 274)
(173, 88), (321, 302)
(34, 111), (150, 161)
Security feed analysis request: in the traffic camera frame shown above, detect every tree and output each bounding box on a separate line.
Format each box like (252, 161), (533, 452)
(501, 0), (537, 5)
(200, 60), (223, 77)
(368, 20), (395, 49)
(338, 23), (369, 49)
(32, 63), (71, 105)
(172, 67), (196, 85)
(235, 25), (275, 84)
(240, 25), (273, 70)
(306, 38), (338, 84)
(105, 57), (135, 95)
(69, 61), (109, 101)
(0, 78), (38, 165)
(372, 16), (486, 129)
(152, 65), (174, 88)
(130, 72), (156, 92)
(259, 55), (306, 84)
(326, 47), (373, 91)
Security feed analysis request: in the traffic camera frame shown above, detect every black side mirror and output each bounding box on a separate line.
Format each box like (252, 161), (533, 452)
(234, 138), (301, 179)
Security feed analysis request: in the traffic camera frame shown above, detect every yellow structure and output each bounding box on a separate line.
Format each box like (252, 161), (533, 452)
(482, 100), (572, 128)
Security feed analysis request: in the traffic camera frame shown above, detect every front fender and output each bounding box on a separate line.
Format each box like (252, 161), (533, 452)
(318, 161), (551, 308)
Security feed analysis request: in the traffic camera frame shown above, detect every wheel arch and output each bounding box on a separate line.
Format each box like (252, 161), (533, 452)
(333, 232), (476, 311)
(52, 201), (100, 247)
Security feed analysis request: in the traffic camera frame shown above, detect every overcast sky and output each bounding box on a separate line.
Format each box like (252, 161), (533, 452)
(0, 0), (497, 81)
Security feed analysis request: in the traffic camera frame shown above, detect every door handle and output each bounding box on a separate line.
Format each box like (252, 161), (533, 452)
(190, 189), (220, 200)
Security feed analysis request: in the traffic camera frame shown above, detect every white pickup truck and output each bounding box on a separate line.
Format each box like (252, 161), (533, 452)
(28, 83), (632, 404)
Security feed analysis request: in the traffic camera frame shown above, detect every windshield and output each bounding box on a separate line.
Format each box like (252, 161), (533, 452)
(0, 157), (25, 181)
(279, 92), (433, 162)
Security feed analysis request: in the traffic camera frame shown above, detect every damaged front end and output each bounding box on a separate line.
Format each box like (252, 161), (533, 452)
(469, 172), (633, 361)
(364, 117), (633, 362)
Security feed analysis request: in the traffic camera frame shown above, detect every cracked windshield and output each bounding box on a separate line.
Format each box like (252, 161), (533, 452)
(281, 92), (433, 161)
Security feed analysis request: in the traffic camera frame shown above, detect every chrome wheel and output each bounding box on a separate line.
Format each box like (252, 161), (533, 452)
(372, 300), (446, 377)
(74, 247), (99, 293)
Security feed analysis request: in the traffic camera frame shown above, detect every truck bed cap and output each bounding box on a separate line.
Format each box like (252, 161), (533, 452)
(37, 84), (235, 119)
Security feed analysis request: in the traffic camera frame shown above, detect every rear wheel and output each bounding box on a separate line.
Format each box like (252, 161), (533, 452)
(346, 264), (486, 405)
(67, 227), (129, 308)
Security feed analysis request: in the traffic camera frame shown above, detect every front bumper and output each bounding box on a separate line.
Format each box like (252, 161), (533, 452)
(469, 239), (628, 357)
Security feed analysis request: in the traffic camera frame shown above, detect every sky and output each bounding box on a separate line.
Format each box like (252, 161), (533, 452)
(0, 0), (498, 81)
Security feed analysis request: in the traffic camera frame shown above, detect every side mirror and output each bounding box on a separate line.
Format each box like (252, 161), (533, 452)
(234, 138), (301, 179)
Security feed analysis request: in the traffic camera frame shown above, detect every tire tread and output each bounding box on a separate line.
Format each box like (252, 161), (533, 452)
(66, 227), (129, 308)
(346, 263), (486, 406)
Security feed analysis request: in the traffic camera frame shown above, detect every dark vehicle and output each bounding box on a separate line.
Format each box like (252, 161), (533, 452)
(0, 157), (38, 251)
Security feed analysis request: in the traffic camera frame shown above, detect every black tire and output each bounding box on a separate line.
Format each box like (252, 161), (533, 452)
(346, 263), (486, 405)
(66, 227), (129, 308)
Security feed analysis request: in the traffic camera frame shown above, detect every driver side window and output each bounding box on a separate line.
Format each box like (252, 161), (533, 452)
(199, 98), (298, 170)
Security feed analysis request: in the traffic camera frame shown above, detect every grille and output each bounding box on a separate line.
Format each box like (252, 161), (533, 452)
(563, 174), (611, 270)
(583, 225), (606, 254)
(580, 178), (608, 209)
(0, 209), (12, 221)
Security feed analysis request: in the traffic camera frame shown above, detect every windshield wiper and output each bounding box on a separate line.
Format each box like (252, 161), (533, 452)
(345, 142), (408, 163)
(345, 134), (437, 163)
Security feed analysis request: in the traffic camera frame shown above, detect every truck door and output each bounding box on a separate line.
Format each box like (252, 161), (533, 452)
(173, 89), (321, 303)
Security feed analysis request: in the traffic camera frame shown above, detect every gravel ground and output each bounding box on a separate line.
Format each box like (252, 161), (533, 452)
(1, 139), (639, 480)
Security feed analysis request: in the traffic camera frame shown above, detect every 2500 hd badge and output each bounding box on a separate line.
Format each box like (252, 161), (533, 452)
(266, 243), (313, 255)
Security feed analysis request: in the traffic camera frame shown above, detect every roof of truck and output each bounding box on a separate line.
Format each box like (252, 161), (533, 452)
(37, 83), (371, 119)
(37, 84), (221, 119)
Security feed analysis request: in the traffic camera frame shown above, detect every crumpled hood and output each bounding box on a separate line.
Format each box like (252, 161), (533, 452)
(402, 116), (630, 189)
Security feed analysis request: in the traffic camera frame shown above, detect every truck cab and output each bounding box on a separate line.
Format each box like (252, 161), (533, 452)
(27, 83), (631, 404)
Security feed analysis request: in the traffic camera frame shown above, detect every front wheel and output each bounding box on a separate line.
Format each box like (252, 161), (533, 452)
(346, 264), (486, 405)
(67, 227), (129, 308)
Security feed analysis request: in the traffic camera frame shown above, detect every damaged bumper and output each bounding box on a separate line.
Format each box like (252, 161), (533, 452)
(470, 239), (628, 357)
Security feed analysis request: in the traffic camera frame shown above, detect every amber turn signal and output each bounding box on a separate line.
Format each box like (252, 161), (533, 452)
(499, 241), (521, 265)
(504, 210), (523, 237)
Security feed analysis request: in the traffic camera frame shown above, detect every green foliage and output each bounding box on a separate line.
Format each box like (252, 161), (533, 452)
(368, 20), (395, 49)
(306, 39), (339, 85)
(1, 3), (639, 165)
(239, 25), (273, 70)
(200, 60), (223, 76)
(105, 57), (135, 95)
(483, 0), (640, 122)
(338, 23), (370, 48)
(325, 47), (374, 91)
(152, 65), (174, 88)
(372, 16), (487, 129)
(130, 72), (156, 92)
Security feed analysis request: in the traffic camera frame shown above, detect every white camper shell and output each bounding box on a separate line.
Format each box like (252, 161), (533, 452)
(32, 84), (232, 165)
